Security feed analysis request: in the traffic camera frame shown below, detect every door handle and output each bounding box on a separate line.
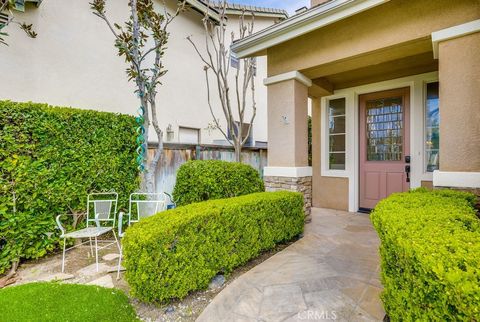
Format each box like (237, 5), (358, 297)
(405, 165), (411, 183)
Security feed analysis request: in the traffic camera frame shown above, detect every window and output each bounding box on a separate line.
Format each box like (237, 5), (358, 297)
(366, 97), (403, 161)
(425, 82), (439, 172)
(328, 98), (346, 170)
(178, 127), (200, 144)
(228, 122), (253, 146)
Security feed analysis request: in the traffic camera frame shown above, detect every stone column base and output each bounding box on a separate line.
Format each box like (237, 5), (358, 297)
(264, 176), (312, 222)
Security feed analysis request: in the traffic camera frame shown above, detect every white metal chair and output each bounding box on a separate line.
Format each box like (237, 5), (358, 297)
(56, 192), (120, 273)
(117, 193), (166, 279)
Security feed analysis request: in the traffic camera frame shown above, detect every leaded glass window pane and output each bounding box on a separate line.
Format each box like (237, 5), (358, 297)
(366, 97), (403, 161)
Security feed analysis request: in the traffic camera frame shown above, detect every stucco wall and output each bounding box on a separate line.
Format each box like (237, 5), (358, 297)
(267, 0), (479, 77)
(0, 0), (276, 145)
(267, 79), (309, 167)
(311, 98), (349, 210)
(438, 32), (480, 172)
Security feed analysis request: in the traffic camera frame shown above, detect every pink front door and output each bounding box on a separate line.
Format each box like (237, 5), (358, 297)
(359, 88), (410, 210)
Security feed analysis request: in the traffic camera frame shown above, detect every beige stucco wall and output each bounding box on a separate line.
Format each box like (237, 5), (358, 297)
(0, 1), (277, 145)
(267, 79), (309, 167)
(438, 32), (480, 172)
(311, 0), (330, 7)
(267, 0), (479, 78)
(311, 98), (349, 210)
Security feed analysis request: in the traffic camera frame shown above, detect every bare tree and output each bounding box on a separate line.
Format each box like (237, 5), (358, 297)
(187, 0), (257, 162)
(90, 0), (185, 192)
(0, 0), (37, 46)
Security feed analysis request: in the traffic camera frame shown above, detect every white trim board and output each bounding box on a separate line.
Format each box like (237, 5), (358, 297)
(433, 171), (480, 189)
(231, 0), (390, 58)
(317, 72), (439, 212)
(264, 167), (313, 178)
(432, 19), (480, 59)
(264, 71), (312, 87)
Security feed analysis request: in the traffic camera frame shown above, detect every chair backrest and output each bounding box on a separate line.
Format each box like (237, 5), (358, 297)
(129, 193), (166, 225)
(87, 192), (118, 228)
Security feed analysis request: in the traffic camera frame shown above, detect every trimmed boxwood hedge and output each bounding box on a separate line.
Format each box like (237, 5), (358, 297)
(371, 188), (480, 321)
(172, 160), (264, 206)
(123, 191), (304, 302)
(0, 101), (139, 275)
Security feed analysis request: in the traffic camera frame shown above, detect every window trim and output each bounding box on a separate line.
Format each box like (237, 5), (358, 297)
(321, 94), (351, 178)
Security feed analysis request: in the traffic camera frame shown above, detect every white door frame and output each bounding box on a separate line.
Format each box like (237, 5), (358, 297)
(321, 71), (438, 212)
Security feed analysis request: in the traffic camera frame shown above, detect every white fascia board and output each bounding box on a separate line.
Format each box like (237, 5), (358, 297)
(431, 19), (480, 59)
(433, 171), (480, 189)
(264, 71), (312, 87)
(264, 167), (313, 178)
(231, 0), (390, 58)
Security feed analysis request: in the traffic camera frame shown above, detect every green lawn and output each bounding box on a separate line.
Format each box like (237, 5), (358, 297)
(0, 282), (139, 322)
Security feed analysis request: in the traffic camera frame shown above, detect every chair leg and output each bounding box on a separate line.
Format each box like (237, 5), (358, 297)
(112, 230), (120, 253)
(89, 237), (94, 258)
(61, 239), (66, 273)
(116, 245), (123, 280)
(94, 236), (99, 272)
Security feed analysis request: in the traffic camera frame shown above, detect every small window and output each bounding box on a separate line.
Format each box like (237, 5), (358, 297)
(328, 98), (346, 170)
(228, 122), (253, 146)
(425, 82), (439, 172)
(178, 127), (200, 144)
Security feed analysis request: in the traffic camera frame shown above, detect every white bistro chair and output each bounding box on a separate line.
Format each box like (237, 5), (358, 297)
(117, 193), (166, 279)
(56, 192), (121, 273)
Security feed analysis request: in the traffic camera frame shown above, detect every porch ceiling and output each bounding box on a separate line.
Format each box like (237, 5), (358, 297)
(321, 51), (438, 90)
(301, 37), (438, 94)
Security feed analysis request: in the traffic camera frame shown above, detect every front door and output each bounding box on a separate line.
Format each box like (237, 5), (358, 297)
(359, 87), (410, 210)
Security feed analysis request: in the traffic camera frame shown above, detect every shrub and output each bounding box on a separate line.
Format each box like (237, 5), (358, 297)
(0, 282), (139, 321)
(371, 188), (480, 321)
(0, 100), (139, 275)
(123, 191), (304, 302)
(172, 160), (264, 206)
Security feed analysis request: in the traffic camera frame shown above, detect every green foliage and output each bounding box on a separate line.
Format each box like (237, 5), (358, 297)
(0, 282), (139, 321)
(370, 188), (480, 321)
(172, 160), (265, 206)
(0, 100), (139, 275)
(123, 191), (304, 302)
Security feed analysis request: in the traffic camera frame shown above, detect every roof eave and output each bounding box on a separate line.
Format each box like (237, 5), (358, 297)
(231, 0), (390, 58)
(187, 0), (222, 23)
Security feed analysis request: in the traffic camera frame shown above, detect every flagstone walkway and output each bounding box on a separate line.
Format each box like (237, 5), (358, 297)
(197, 208), (385, 322)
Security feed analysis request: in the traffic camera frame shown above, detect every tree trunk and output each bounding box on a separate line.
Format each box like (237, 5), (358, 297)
(234, 142), (242, 163)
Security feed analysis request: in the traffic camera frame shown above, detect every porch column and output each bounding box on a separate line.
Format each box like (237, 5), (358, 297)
(432, 20), (480, 195)
(263, 71), (313, 219)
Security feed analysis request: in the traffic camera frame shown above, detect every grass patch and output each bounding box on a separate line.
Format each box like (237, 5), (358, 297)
(0, 282), (139, 322)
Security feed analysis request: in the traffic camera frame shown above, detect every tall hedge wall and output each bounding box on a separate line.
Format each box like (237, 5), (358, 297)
(371, 188), (479, 321)
(172, 160), (265, 206)
(123, 191), (305, 302)
(0, 101), (139, 274)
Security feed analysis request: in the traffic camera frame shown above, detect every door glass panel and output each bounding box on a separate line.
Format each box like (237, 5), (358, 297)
(366, 97), (403, 161)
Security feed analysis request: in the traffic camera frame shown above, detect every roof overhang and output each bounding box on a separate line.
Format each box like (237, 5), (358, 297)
(231, 0), (390, 58)
(186, 0), (222, 23)
(223, 8), (287, 20)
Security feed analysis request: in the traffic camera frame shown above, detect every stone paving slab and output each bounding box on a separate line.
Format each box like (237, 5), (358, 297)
(197, 208), (384, 322)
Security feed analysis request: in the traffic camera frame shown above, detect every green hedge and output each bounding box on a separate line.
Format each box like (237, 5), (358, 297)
(0, 101), (139, 275)
(123, 191), (304, 302)
(371, 188), (480, 321)
(172, 160), (264, 206)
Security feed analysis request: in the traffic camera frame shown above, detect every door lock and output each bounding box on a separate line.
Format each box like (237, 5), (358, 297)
(405, 165), (411, 183)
